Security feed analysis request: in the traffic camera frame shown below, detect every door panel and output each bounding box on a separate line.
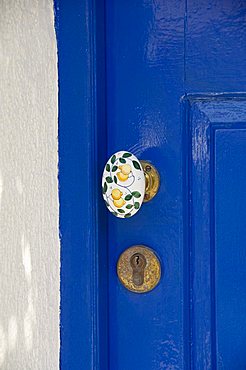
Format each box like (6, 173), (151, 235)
(104, 0), (246, 367)
(188, 98), (246, 369)
(58, 0), (246, 369)
(216, 128), (246, 369)
(186, 0), (246, 92)
(106, 1), (186, 369)
(104, 1), (246, 369)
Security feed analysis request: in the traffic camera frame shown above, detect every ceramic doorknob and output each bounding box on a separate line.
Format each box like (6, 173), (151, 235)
(102, 151), (160, 218)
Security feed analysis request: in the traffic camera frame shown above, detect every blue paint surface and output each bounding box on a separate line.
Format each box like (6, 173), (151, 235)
(215, 128), (246, 369)
(56, 0), (246, 368)
(187, 97), (246, 369)
(105, 1), (186, 369)
(55, 0), (108, 369)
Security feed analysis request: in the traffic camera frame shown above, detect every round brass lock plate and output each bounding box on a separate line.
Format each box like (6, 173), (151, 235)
(117, 245), (161, 293)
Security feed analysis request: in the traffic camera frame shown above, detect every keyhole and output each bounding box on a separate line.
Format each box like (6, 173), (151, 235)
(130, 253), (147, 286)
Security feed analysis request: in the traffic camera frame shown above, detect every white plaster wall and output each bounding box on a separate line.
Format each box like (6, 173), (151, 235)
(0, 0), (59, 369)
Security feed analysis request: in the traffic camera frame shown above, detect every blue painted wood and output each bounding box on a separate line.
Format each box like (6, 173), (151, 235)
(215, 128), (246, 369)
(185, 96), (246, 369)
(56, 0), (246, 369)
(105, 1), (187, 369)
(55, 1), (108, 369)
(186, 0), (246, 92)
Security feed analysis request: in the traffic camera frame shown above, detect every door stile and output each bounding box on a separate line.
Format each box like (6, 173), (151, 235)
(55, 0), (109, 369)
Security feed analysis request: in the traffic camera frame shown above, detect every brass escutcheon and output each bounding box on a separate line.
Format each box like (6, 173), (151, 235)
(117, 245), (161, 293)
(140, 160), (160, 203)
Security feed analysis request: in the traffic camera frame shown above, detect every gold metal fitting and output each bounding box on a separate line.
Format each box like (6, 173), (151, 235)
(117, 245), (161, 293)
(140, 160), (160, 203)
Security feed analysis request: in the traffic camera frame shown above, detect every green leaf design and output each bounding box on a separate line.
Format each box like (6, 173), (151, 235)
(124, 213), (132, 218)
(102, 182), (107, 194)
(134, 202), (140, 209)
(105, 202), (110, 207)
(126, 204), (133, 209)
(125, 194), (132, 201)
(132, 160), (141, 170)
(123, 152), (132, 158)
(106, 163), (110, 172)
(114, 175), (117, 184)
(132, 191), (141, 198)
(119, 157), (126, 163)
(113, 212), (118, 217)
(111, 155), (116, 164)
(112, 166), (118, 172)
(117, 209), (125, 213)
(106, 176), (113, 183)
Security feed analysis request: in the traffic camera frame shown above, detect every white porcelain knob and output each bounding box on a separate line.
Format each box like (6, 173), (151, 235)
(102, 151), (146, 218)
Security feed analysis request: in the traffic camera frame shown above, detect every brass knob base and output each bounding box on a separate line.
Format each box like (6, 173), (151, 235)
(140, 160), (160, 203)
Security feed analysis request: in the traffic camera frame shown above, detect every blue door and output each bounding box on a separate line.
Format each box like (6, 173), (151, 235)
(57, 1), (246, 369)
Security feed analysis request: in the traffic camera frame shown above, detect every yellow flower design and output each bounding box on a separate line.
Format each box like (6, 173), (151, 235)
(111, 188), (125, 208)
(113, 198), (126, 208)
(117, 164), (132, 182)
(111, 188), (123, 200)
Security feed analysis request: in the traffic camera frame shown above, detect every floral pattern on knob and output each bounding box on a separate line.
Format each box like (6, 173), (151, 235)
(102, 151), (145, 218)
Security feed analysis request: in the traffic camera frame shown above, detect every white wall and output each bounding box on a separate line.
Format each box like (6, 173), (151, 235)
(0, 1), (59, 369)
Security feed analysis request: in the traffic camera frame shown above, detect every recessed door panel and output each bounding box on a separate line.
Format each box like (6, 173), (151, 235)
(189, 98), (246, 369)
(215, 128), (246, 369)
